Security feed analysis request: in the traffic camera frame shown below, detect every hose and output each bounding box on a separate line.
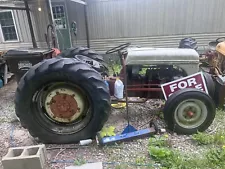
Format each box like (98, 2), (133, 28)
(45, 24), (57, 49)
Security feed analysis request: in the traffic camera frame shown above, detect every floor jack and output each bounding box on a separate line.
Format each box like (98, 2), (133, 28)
(97, 65), (158, 146)
(97, 121), (158, 146)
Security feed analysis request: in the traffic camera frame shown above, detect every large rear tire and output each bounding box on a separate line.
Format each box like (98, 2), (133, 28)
(15, 58), (110, 144)
(58, 46), (104, 62)
(163, 88), (215, 135)
(58, 47), (109, 76)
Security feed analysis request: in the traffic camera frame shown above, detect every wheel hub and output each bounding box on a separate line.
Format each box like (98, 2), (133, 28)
(44, 87), (86, 123)
(187, 111), (194, 118)
(49, 94), (79, 119)
(175, 99), (208, 129)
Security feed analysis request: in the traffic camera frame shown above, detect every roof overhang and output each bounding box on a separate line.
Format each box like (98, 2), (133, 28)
(0, 6), (26, 10)
(0, 0), (26, 10)
(70, 0), (86, 5)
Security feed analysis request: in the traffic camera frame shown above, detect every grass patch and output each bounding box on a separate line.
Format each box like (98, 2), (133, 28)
(192, 132), (215, 145)
(192, 130), (225, 146)
(148, 134), (225, 169)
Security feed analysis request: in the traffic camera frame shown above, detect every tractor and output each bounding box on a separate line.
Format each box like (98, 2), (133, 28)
(11, 42), (223, 144)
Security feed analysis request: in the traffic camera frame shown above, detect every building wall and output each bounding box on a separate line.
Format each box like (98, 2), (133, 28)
(66, 0), (87, 47)
(68, 0), (225, 53)
(1, 0), (225, 53)
(0, 0), (50, 51)
(28, 0), (52, 45)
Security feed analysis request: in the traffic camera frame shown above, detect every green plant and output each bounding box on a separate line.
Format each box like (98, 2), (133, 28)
(192, 132), (214, 145)
(147, 118), (225, 168)
(148, 146), (172, 161)
(206, 147), (225, 167)
(149, 146), (208, 169)
(149, 135), (169, 148)
(99, 126), (116, 138)
(139, 68), (148, 75)
(192, 131), (225, 146)
(109, 63), (122, 75)
(74, 158), (86, 166)
(157, 111), (164, 119)
(214, 131), (225, 145)
(135, 156), (146, 165)
(148, 135), (214, 169)
(148, 146), (187, 169)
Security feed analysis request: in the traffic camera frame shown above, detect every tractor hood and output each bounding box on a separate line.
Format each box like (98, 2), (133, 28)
(126, 48), (199, 65)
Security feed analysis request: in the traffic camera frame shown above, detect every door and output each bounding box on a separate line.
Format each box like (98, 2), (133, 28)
(51, 2), (72, 50)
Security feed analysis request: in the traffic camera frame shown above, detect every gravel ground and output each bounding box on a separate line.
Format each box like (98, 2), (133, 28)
(0, 79), (224, 169)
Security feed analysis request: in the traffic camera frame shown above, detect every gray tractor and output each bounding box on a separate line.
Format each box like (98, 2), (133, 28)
(12, 43), (218, 144)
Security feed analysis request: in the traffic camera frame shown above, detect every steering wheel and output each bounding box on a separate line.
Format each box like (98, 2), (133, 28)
(106, 43), (131, 54)
(216, 37), (225, 43)
(209, 37), (225, 49)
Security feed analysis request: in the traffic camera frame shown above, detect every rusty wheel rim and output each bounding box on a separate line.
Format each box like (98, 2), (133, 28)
(32, 82), (92, 135)
(44, 87), (87, 123)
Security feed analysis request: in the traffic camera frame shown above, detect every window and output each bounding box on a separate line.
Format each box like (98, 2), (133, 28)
(0, 11), (18, 42)
(52, 5), (67, 29)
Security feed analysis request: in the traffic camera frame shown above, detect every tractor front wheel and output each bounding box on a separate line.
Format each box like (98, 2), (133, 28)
(15, 58), (110, 144)
(163, 88), (215, 135)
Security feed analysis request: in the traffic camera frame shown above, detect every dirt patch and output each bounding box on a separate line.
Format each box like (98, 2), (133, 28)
(0, 80), (17, 123)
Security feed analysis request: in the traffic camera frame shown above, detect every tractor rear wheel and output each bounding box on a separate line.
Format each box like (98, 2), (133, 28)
(58, 47), (109, 76)
(15, 58), (110, 144)
(59, 46), (104, 62)
(163, 88), (215, 135)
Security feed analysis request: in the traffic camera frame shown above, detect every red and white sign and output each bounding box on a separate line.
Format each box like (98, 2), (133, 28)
(161, 72), (208, 100)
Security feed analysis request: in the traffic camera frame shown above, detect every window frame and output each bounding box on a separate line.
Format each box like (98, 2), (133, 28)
(0, 10), (19, 43)
(52, 5), (67, 30)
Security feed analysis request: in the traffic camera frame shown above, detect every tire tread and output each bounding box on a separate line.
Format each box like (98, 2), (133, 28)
(15, 58), (110, 143)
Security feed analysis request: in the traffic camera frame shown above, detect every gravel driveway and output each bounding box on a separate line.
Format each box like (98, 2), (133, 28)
(0, 79), (224, 169)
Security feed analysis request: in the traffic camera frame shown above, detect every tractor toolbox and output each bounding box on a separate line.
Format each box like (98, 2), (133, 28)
(3, 48), (54, 83)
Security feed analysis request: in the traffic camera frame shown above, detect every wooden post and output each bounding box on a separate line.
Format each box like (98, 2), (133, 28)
(24, 0), (37, 48)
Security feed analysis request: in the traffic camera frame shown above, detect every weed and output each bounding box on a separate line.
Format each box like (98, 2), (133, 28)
(99, 126), (116, 138)
(109, 64), (122, 75)
(149, 135), (169, 147)
(157, 112), (164, 119)
(192, 132), (214, 145)
(148, 134), (225, 169)
(139, 68), (148, 75)
(192, 131), (225, 146)
(149, 146), (209, 169)
(206, 147), (225, 168)
(135, 156), (146, 165)
(74, 158), (86, 166)
(214, 131), (225, 145)
(148, 146), (171, 161)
